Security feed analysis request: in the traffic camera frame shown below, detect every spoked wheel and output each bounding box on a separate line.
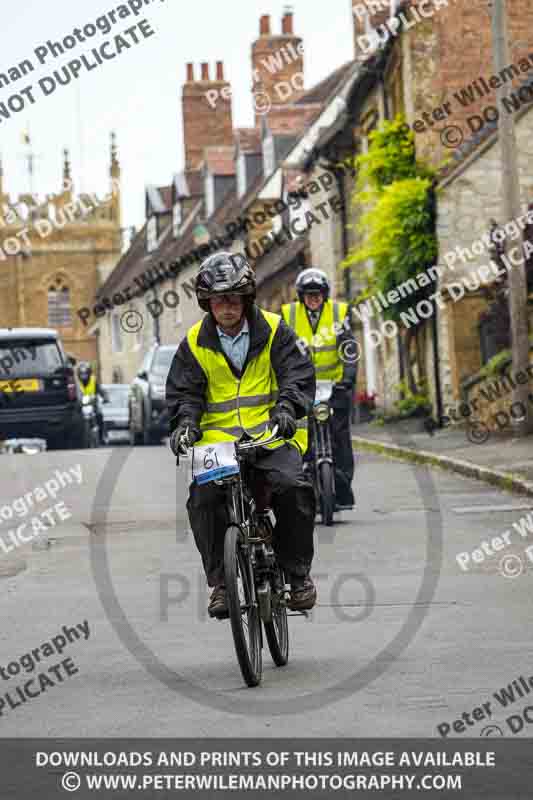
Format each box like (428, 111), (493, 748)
(264, 563), (289, 667)
(319, 461), (335, 526)
(224, 524), (262, 687)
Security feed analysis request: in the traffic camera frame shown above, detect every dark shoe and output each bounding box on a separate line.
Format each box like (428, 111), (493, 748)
(288, 575), (317, 611)
(208, 585), (228, 619)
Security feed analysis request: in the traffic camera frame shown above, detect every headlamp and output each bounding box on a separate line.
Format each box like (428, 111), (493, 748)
(313, 403), (330, 422)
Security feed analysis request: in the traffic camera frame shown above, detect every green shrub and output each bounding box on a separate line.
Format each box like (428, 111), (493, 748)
(392, 378), (431, 418)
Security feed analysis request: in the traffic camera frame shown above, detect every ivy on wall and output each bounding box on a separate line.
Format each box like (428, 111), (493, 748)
(343, 116), (438, 324)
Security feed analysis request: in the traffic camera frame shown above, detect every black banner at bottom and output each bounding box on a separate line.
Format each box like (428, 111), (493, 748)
(1, 739), (531, 798)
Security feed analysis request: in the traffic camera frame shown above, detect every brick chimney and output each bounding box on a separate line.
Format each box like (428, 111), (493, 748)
(251, 10), (304, 126)
(282, 10), (294, 34)
(182, 61), (234, 171)
(352, 0), (391, 60)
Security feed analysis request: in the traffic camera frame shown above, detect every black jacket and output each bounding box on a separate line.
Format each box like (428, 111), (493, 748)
(166, 305), (316, 434)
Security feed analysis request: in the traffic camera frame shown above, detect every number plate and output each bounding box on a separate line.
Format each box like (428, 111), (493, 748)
(0, 379), (41, 393)
(193, 441), (239, 485)
(315, 380), (333, 404)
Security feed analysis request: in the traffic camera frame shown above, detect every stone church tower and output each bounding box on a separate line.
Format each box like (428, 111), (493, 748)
(0, 134), (122, 366)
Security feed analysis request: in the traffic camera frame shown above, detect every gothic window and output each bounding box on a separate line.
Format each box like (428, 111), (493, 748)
(48, 281), (71, 327)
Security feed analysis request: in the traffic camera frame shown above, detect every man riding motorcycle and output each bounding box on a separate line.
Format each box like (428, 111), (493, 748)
(77, 361), (105, 441)
(282, 268), (357, 509)
(166, 252), (317, 619)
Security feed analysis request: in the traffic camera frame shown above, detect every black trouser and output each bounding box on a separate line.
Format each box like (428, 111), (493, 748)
(187, 443), (315, 587)
(305, 387), (355, 507)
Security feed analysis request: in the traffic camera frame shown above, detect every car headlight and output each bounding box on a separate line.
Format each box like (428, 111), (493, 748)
(313, 402), (330, 422)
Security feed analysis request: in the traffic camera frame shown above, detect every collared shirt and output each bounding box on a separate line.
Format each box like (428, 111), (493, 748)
(306, 307), (322, 333)
(216, 318), (250, 372)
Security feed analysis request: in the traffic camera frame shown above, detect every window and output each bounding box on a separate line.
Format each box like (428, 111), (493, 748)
(0, 340), (62, 378)
(172, 202), (182, 237)
(111, 312), (123, 353)
(146, 216), (158, 253)
(290, 196), (312, 237)
(48, 282), (71, 327)
(263, 134), (276, 176)
(237, 152), (247, 198)
(104, 384), (129, 406)
(172, 281), (183, 327)
(205, 173), (215, 217)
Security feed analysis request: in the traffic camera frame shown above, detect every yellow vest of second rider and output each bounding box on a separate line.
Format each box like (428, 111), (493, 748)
(281, 299), (347, 383)
(187, 310), (308, 454)
(80, 375), (96, 397)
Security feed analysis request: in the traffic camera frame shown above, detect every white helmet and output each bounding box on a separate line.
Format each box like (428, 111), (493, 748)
(296, 268), (330, 301)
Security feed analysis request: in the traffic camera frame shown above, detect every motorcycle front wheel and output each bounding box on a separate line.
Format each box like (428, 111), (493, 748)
(319, 461), (335, 526)
(224, 525), (262, 687)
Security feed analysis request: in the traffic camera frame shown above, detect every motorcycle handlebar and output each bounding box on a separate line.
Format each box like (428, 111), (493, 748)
(236, 425), (283, 451)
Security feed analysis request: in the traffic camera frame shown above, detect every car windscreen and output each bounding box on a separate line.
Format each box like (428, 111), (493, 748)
(0, 340), (63, 379)
(151, 349), (176, 379)
(103, 387), (129, 407)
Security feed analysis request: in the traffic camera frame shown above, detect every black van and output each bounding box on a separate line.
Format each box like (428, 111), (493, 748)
(0, 328), (88, 449)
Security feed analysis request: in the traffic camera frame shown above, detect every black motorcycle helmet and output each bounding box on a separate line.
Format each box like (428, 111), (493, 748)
(296, 268), (330, 301)
(77, 361), (92, 385)
(195, 251), (256, 312)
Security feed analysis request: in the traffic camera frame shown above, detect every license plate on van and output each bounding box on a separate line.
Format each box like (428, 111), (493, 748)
(0, 379), (41, 392)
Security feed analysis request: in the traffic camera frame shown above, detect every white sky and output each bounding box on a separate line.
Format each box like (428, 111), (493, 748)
(0, 0), (354, 231)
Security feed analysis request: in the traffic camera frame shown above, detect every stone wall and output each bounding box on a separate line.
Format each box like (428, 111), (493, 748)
(463, 354), (533, 432)
(436, 104), (533, 406)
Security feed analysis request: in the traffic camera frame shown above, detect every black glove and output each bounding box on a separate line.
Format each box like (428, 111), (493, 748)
(269, 404), (297, 439)
(169, 422), (201, 456)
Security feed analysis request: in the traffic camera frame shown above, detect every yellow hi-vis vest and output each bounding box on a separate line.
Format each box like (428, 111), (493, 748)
(80, 375), (96, 397)
(187, 310), (308, 454)
(281, 299), (348, 382)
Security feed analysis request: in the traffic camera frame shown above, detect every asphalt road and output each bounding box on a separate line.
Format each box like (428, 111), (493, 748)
(1, 443), (533, 738)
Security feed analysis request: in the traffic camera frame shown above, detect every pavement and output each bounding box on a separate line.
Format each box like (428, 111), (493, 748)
(352, 417), (533, 496)
(2, 443), (533, 739)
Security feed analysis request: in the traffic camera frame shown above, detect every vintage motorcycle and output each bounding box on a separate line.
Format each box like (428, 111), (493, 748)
(308, 379), (336, 526)
(82, 395), (101, 448)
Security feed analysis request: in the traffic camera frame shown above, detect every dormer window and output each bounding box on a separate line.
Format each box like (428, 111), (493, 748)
(146, 216), (158, 253)
(173, 202), (182, 237)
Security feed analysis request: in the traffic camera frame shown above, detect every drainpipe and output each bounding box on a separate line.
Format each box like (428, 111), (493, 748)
(379, 70), (405, 387)
(432, 303), (444, 425)
(429, 179), (444, 425)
